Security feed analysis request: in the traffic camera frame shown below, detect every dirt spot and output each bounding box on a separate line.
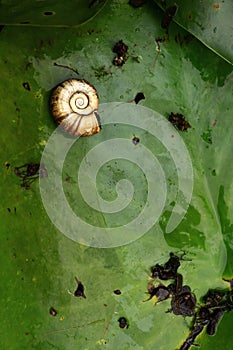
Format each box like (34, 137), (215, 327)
(168, 112), (191, 131)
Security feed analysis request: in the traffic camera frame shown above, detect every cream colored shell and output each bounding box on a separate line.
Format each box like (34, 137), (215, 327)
(50, 79), (101, 137)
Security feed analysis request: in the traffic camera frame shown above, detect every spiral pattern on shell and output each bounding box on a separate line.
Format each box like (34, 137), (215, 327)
(50, 79), (101, 137)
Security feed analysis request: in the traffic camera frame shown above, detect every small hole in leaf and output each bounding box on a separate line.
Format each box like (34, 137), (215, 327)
(20, 21), (30, 24)
(134, 92), (145, 104)
(22, 82), (31, 91)
(43, 11), (55, 16)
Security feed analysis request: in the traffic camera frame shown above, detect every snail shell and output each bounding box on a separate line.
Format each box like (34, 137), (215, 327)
(50, 79), (101, 137)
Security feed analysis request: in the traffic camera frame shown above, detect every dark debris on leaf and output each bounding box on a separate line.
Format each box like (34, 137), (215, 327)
(145, 282), (170, 303)
(74, 276), (86, 298)
(112, 40), (128, 67)
(49, 307), (57, 316)
(179, 280), (233, 349)
(118, 317), (129, 329)
(114, 289), (122, 295)
(5, 162), (10, 170)
(14, 163), (48, 189)
(168, 112), (191, 131)
(132, 136), (140, 145)
(113, 40), (128, 56)
(146, 253), (233, 349)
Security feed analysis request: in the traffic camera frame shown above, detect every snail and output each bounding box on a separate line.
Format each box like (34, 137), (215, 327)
(50, 79), (101, 137)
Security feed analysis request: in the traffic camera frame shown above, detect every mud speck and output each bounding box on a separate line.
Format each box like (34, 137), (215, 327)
(5, 162), (10, 170)
(112, 40), (128, 67)
(118, 317), (129, 329)
(74, 276), (86, 299)
(114, 289), (122, 295)
(14, 163), (48, 189)
(168, 112), (191, 131)
(49, 307), (57, 316)
(132, 136), (140, 145)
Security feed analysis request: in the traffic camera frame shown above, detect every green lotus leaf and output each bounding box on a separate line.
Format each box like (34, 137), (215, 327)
(154, 0), (233, 65)
(0, 1), (232, 349)
(0, 0), (107, 26)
